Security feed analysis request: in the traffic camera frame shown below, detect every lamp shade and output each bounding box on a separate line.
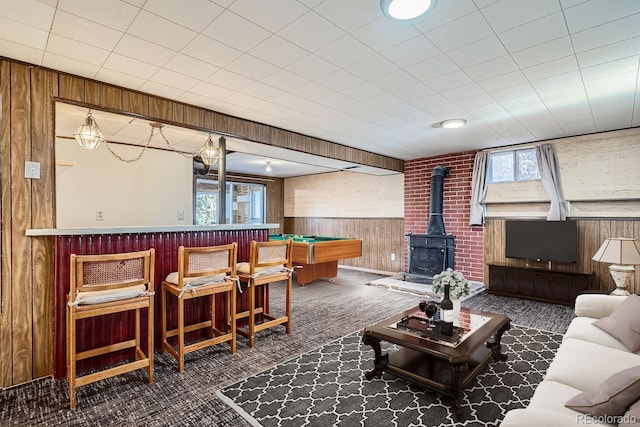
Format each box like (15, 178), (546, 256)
(73, 111), (104, 149)
(592, 238), (640, 265)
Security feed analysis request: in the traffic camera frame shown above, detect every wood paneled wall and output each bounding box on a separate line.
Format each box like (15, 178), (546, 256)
(0, 57), (401, 388)
(283, 217), (405, 272)
(484, 219), (640, 294)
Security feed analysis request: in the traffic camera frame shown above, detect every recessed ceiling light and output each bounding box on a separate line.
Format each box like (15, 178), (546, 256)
(440, 119), (467, 129)
(381, 0), (437, 21)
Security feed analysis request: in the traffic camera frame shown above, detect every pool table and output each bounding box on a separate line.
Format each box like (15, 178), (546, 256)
(269, 234), (363, 285)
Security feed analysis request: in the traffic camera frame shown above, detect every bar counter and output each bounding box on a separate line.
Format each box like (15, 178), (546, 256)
(27, 224), (278, 378)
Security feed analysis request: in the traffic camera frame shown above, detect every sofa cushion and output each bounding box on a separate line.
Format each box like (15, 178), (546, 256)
(501, 408), (605, 427)
(575, 294), (629, 319)
(529, 380), (589, 415)
(593, 294), (640, 352)
(545, 338), (640, 392)
(565, 317), (635, 353)
(565, 366), (640, 416)
(620, 399), (640, 427)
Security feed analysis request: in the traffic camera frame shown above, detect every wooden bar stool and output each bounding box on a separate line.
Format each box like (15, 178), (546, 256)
(67, 249), (155, 410)
(236, 239), (293, 348)
(161, 243), (237, 372)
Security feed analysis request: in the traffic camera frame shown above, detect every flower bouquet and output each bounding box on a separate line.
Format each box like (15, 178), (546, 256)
(431, 268), (470, 299)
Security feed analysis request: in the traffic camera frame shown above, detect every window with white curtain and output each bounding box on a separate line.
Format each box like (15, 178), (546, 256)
(487, 148), (540, 183)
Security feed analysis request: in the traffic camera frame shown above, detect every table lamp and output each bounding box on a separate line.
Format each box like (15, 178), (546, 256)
(592, 237), (640, 296)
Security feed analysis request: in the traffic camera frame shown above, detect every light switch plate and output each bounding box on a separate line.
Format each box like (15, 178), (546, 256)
(25, 161), (41, 179)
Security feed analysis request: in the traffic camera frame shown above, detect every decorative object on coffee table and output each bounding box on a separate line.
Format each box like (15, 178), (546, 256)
(432, 268), (470, 322)
(592, 237), (640, 296)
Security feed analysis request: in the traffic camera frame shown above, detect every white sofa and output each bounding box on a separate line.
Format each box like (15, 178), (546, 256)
(501, 294), (639, 427)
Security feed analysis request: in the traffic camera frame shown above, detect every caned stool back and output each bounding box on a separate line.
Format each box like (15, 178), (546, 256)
(236, 239), (293, 348)
(67, 249), (155, 410)
(161, 243), (238, 372)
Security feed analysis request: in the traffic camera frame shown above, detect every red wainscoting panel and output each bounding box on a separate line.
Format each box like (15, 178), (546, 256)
(53, 229), (268, 378)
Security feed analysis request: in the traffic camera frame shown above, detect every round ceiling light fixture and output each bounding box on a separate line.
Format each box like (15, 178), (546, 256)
(440, 119), (467, 129)
(381, 0), (436, 21)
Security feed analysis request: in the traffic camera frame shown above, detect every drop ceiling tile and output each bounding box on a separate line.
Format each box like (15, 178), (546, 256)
(410, 93), (449, 110)
(190, 80), (235, 100)
(315, 35), (376, 68)
(114, 34), (176, 67)
(564, 0), (640, 33)
(0, 17), (48, 50)
(261, 69), (310, 91)
(425, 70), (473, 92)
(530, 70), (582, 92)
(316, 69), (364, 92)
(522, 55), (578, 81)
(422, 102), (465, 120)
(58, 0), (138, 31)
(51, 10), (123, 50)
(128, 10), (196, 51)
(0, 38), (44, 65)
(175, 91), (216, 108)
(474, 0), (500, 7)
(391, 82), (434, 102)
(380, 35), (440, 68)
(94, 68), (145, 90)
(143, 0), (222, 32)
(211, 0), (234, 8)
(511, 36), (574, 68)
(298, 0), (323, 8)
(570, 14), (640, 53)
(441, 83), (487, 102)
(361, 92), (403, 109)
(425, 11), (494, 52)
(241, 82), (287, 102)
(453, 93), (496, 109)
(230, 0), (308, 32)
(123, 0), (145, 7)
(342, 82), (385, 102)
(278, 11), (345, 51)
(312, 0), (380, 33)
(405, 54), (459, 82)
(202, 11), (271, 52)
(182, 35), (243, 68)
(249, 35), (308, 68)
(138, 80), (184, 99)
(560, 0), (589, 8)
(352, 17), (420, 51)
(224, 54), (279, 80)
(371, 69), (419, 92)
(287, 54), (339, 80)
(576, 36), (640, 68)
(489, 82), (537, 102)
(447, 36), (508, 68)
(293, 82), (333, 101)
(581, 57), (640, 81)
(498, 12), (568, 53)
(413, 0), (478, 32)
(207, 69), (254, 91)
(164, 53), (218, 80)
(102, 52), (160, 80)
(345, 54), (398, 81)
(0, 0), (55, 30)
(45, 33), (109, 66)
(478, 70), (527, 92)
(481, 0), (560, 33)
(464, 55), (519, 81)
(42, 51), (99, 78)
(149, 68), (200, 91)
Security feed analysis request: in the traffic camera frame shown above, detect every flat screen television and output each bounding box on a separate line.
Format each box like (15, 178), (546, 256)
(505, 220), (578, 263)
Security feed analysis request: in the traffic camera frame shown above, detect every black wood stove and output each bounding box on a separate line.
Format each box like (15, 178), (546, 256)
(406, 165), (455, 279)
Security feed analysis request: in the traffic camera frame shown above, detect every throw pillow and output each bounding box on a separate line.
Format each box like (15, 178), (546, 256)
(619, 399), (640, 427)
(565, 366), (640, 416)
(593, 294), (640, 352)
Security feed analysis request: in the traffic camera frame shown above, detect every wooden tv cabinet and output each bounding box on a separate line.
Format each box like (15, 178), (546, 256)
(487, 263), (590, 306)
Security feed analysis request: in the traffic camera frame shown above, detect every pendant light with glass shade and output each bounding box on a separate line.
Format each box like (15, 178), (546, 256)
(73, 110), (105, 149)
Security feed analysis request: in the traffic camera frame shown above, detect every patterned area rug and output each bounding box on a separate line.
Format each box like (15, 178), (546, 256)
(218, 325), (562, 427)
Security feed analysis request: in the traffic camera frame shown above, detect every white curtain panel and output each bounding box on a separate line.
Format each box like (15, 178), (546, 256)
(469, 151), (489, 225)
(536, 144), (567, 220)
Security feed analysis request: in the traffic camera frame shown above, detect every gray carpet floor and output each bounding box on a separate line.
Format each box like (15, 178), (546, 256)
(0, 269), (575, 426)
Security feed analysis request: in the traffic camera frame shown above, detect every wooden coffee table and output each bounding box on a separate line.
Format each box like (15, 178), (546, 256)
(361, 305), (511, 419)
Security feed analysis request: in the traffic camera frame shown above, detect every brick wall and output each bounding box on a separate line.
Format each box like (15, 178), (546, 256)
(404, 151), (484, 282)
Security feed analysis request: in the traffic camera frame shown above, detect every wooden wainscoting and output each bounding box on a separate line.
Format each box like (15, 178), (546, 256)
(283, 217), (405, 273)
(484, 219), (640, 294)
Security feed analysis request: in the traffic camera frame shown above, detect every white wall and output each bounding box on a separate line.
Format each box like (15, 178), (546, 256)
(55, 138), (193, 227)
(284, 171), (404, 218)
